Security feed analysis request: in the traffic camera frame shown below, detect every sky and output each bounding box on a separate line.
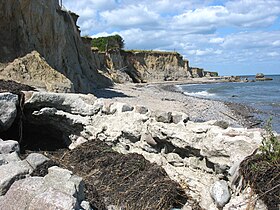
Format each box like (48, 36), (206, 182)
(63, 0), (280, 76)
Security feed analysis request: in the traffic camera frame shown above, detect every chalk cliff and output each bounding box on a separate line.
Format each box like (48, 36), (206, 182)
(0, 0), (112, 92)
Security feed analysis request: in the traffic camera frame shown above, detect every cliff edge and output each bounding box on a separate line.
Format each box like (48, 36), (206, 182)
(92, 49), (218, 83)
(0, 0), (112, 92)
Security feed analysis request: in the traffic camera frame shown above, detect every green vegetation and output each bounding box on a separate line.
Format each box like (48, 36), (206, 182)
(259, 118), (280, 162)
(91, 34), (124, 51)
(239, 118), (280, 209)
(124, 49), (179, 55)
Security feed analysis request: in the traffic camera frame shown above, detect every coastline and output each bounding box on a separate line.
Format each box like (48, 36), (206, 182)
(92, 79), (263, 130)
(1, 79), (276, 209)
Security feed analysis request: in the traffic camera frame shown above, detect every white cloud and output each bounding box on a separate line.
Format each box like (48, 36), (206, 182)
(100, 5), (160, 28)
(273, 40), (280, 47)
(268, 52), (279, 57)
(62, 0), (280, 75)
(209, 37), (224, 44)
(221, 31), (280, 49)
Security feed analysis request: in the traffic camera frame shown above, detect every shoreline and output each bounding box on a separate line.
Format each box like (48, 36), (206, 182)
(92, 80), (263, 130)
(160, 82), (263, 128)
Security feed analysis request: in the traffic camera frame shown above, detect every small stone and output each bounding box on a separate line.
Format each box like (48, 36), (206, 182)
(80, 201), (92, 210)
(213, 121), (229, 129)
(171, 112), (189, 124)
(166, 153), (184, 167)
(153, 110), (172, 123)
(210, 180), (231, 208)
(134, 105), (149, 114)
(69, 136), (88, 150)
(141, 132), (157, 146)
(109, 102), (134, 113)
(25, 153), (50, 171)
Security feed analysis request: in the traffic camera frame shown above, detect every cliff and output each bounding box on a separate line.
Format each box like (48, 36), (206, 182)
(123, 50), (191, 83)
(0, 0), (217, 91)
(92, 49), (217, 83)
(0, 0), (112, 92)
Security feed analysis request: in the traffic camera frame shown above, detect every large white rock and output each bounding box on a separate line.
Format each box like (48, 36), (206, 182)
(0, 177), (45, 209)
(0, 166), (87, 210)
(0, 93), (18, 132)
(44, 166), (85, 202)
(210, 180), (231, 208)
(0, 176), (78, 210)
(25, 92), (98, 116)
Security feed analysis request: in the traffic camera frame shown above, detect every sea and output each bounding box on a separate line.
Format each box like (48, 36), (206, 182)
(178, 75), (280, 133)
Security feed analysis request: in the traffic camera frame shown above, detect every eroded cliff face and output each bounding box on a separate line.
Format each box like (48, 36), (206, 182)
(124, 51), (191, 82)
(0, 0), (112, 92)
(92, 50), (192, 83)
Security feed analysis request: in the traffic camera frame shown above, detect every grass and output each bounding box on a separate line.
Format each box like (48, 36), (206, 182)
(123, 49), (180, 55)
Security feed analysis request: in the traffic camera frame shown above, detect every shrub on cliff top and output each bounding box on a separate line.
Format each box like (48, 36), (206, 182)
(92, 34), (124, 51)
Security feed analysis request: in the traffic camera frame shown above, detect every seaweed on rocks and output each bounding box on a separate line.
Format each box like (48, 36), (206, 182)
(239, 153), (280, 209)
(239, 122), (280, 210)
(30, 159), (59, 177)
(43, 140), (195, 210)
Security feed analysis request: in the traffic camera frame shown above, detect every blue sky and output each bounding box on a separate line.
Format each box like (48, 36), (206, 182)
(63, 0), (280, 76)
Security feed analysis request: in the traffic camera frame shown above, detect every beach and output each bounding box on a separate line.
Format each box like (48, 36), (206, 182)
(92, 79), (262, 130)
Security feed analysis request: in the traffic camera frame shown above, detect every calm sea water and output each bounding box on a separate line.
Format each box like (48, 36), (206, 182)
(178, 75), (280, 133)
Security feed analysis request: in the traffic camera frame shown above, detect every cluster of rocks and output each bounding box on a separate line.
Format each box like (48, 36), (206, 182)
(255, 73), (273, 81)
(0, 139), (91, 210)
(0, 91), (268, 209)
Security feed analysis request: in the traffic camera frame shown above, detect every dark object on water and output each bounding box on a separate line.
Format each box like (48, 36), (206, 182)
(255, 73), (265, 78)
(231, 95), (238, 97)
(256, 77), (273, 81)
(255, 73), (273, 81)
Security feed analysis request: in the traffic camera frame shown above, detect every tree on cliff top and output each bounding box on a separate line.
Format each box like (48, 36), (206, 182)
(92, 35), (124, 52)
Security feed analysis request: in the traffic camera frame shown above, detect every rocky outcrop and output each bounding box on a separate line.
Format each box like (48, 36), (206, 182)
(92, 50), (132, 83)
(20, 91), (266, 209)
(92, 49), (218, 83)
(255, 73), (273, 81)
(123, 51), (191, 82)
(0, 138), (89, 210)
(0, 0), (112, 92)
(0, 51), (73, 92)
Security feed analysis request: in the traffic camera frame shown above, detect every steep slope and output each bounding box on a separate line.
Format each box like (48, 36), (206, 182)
(0, 0), (112, 92)
(92, 50), (192, 83)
